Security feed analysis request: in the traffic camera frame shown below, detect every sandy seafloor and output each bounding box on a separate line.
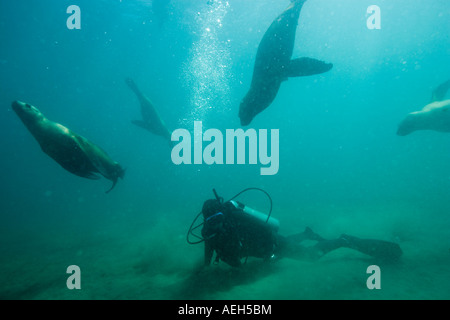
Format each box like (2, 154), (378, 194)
(1, 200), (448, 300)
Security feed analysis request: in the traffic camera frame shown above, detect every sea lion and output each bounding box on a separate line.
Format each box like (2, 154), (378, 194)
(12, 101), (125, 193)
(397, 79), (450, 136)
(239, 0), (333, 126)
(125, 78), (173, 145)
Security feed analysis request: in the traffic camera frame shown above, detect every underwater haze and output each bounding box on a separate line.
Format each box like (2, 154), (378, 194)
(0, 0), (449, 300)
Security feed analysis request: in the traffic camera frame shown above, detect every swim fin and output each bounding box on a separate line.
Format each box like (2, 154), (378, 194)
(340, 234), (403, 261)
(286, 227), (326, 243)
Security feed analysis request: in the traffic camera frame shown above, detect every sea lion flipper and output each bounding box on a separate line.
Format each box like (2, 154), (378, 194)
(132, 120), (152, 131)
(79, 172), (102, 180)
(125, 78), (149, 105)
(286, 57), (333, 78)
(132, 120), (171, 141)
(105, 179), (118, 193)
(125, 78), (141, 96)
(431, 79), (450, 102)
(73, 134), (122, 182)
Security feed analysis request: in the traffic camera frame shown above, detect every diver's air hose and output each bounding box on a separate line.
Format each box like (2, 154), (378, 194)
(227, 187), (273, 223)
(186, 187), (273, 245)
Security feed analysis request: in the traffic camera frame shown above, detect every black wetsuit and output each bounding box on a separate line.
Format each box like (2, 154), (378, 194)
(202, 201), (276, 267)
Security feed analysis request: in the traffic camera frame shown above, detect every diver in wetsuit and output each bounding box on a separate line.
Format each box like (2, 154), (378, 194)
(201, 199), (403, 267)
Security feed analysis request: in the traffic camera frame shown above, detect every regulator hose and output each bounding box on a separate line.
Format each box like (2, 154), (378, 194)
(186, 187), (273, 245)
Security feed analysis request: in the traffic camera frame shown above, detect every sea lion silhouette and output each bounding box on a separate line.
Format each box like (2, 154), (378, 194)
(239, 0), (333, 126)
(12, 101), (125, 193)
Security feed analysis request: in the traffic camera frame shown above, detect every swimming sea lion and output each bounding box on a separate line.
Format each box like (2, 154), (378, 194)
(397, 79), (450, 136)
(239, 0), (333, 126)
(12, 101), (125, 193)
(125, 78), (173, 145)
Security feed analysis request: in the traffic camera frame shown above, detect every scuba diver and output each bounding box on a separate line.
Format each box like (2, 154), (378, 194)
(189, 189), (402, 268)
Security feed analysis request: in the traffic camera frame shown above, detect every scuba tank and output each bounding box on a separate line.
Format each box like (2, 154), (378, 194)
(187, 187), (277, 244)
(229, 200), (280, 232)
